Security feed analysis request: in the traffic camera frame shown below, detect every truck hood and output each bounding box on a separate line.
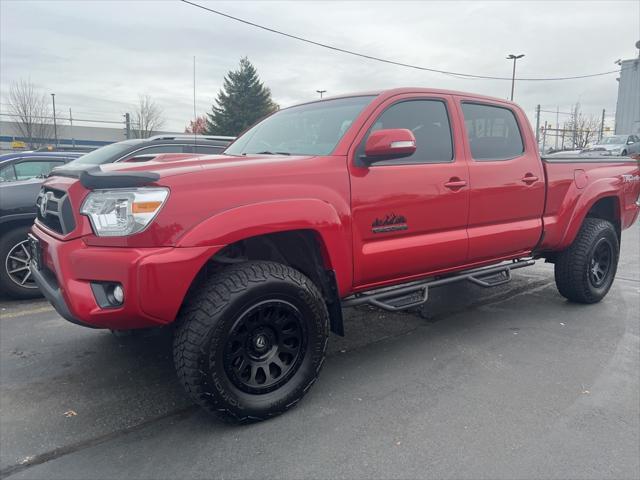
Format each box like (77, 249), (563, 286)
(56, 153), (315, 187)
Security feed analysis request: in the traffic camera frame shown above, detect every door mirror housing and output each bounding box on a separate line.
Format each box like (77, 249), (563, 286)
(362, 129), (417, 162)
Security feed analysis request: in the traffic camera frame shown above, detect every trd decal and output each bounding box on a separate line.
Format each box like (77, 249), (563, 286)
(372, 213), (408, 234)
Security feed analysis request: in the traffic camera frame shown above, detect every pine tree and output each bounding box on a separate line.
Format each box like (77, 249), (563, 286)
(206, 58), (278, 136)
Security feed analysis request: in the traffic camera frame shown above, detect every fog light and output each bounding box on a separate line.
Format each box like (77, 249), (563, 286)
(112, 285), (124, 304)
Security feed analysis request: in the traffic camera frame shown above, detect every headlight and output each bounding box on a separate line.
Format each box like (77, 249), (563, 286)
(81, 187), (169, 237)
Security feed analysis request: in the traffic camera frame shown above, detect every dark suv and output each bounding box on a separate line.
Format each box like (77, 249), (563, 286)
(0, 151), (84, 298)
(1, 135), (233, 299)
(57, 135), (233, 170)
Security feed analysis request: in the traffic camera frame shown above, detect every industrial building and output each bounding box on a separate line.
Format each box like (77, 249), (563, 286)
(615, 55), (640, 134)
(0, 120), (179, 152)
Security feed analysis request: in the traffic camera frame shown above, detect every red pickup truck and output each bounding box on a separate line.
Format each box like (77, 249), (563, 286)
(30, 88), (640, 423)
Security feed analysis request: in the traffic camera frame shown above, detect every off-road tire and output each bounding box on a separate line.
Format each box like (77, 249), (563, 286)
(554, 218), (619, 303)
(173, 261), (329, 423)
(0, 226), (41, 299)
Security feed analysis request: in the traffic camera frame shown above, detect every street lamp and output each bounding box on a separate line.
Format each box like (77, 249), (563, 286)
(506, 54), (525, 101)
(316, 89), (326, 99)
(51, 93), (58, 147)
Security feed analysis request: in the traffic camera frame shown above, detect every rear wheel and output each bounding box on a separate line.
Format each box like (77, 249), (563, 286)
(554, 218), (619, 303)
(0, 226), (41, 299)
(173, 261), (329, 423)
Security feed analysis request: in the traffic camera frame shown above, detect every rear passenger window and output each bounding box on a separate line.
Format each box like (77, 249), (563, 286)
(121, 145), (180, 162)
(366, 99), (454, 164)
(462, 103), (524, 160)
(13, 160), (64, 180)
(183, 145), (224, 155)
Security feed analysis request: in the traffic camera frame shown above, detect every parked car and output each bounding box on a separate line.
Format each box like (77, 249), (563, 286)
(0, 151), (84, 298)
(588, 134), (640, 156)
(626, 138), (640, 158)
(31, 88), (640, 423)
(55, 135), (234, 172)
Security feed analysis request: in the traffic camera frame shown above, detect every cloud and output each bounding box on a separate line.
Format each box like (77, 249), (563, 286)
(1, 0), (637, 131)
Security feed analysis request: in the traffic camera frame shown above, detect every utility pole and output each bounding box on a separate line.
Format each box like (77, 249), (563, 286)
(69, 108), (75, 148)
(599, 109), (606, 141)
(506, 54), (525, 101)
(193, 55), (197, 141)
(535, 104), (541, 144)
(542, 121), (548, 152)
(555, 106), (559, 150)
(124, 113), (131, 139)
(572, 103), (578, 150)
(316, 89), (326, 99)
(51, 93), (58, 147)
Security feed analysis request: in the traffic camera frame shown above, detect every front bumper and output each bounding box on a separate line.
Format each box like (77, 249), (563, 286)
(30, 225), (221, 329)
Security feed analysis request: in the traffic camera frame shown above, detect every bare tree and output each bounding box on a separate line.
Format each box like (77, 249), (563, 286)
(567, 103), (601, 149)
(7, 79), (54, 148)
(131, 94), (165, 138)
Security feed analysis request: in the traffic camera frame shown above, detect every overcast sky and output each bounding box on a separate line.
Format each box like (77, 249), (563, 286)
(1, 0), (638, 132)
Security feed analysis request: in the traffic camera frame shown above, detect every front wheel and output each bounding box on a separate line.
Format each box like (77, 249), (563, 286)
(173, 261), (329, 423)
(554, 218), (619, 304)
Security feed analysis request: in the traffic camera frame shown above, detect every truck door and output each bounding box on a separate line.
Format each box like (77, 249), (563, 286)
(458, 99), (545, 261)
(349, 95), (470, 288)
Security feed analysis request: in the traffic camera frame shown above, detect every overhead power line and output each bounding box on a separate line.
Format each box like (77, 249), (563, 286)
(180, 0), (622, 82)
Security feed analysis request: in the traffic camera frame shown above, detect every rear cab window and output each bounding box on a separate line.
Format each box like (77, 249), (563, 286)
(461, 103), (524, 161)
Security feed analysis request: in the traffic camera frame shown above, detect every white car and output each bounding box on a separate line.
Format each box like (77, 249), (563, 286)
(589, 134), (640, 156)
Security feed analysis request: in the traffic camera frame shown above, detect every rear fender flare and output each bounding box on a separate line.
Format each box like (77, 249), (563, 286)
(558, 179), (621, 249)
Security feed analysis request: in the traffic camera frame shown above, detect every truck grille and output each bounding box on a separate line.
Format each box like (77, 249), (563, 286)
(36, 187), (76, 235)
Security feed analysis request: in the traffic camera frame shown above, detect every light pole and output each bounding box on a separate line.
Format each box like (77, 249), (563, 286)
(51, 93), (58, 147)
(506, 54), (525, 101)
(316, 89), (326, 99)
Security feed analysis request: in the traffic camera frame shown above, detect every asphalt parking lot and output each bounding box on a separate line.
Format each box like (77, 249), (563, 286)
(1, 224), (638, 480)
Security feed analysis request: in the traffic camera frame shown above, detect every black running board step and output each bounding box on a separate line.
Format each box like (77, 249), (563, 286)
(468, 268), (511, 287)
(342, 259), (535, 312)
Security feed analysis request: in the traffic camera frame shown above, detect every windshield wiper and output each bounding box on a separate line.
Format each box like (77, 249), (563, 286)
(245, 151), (291, 156)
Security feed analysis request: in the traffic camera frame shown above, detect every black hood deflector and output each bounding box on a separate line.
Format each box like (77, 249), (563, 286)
(69, 167), (161, 189)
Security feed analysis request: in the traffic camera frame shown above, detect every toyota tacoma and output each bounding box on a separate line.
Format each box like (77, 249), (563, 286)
(29, 88), (640, 422)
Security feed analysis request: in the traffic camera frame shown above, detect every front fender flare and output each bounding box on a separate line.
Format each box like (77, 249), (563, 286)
(176, 199), (353, 296)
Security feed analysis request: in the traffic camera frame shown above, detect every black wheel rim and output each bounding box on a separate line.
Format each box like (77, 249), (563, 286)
(5, 239), (37, 289)
(589, 238), (613, 288)
(223, 299), (306, 394)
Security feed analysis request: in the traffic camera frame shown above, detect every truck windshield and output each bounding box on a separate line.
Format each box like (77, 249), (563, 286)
(225, 95), (375, 156)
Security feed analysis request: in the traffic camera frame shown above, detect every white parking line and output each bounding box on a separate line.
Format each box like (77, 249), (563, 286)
(1, 306), (55, 319)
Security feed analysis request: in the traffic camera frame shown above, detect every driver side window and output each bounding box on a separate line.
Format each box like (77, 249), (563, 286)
(365, 99), (454, 165)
